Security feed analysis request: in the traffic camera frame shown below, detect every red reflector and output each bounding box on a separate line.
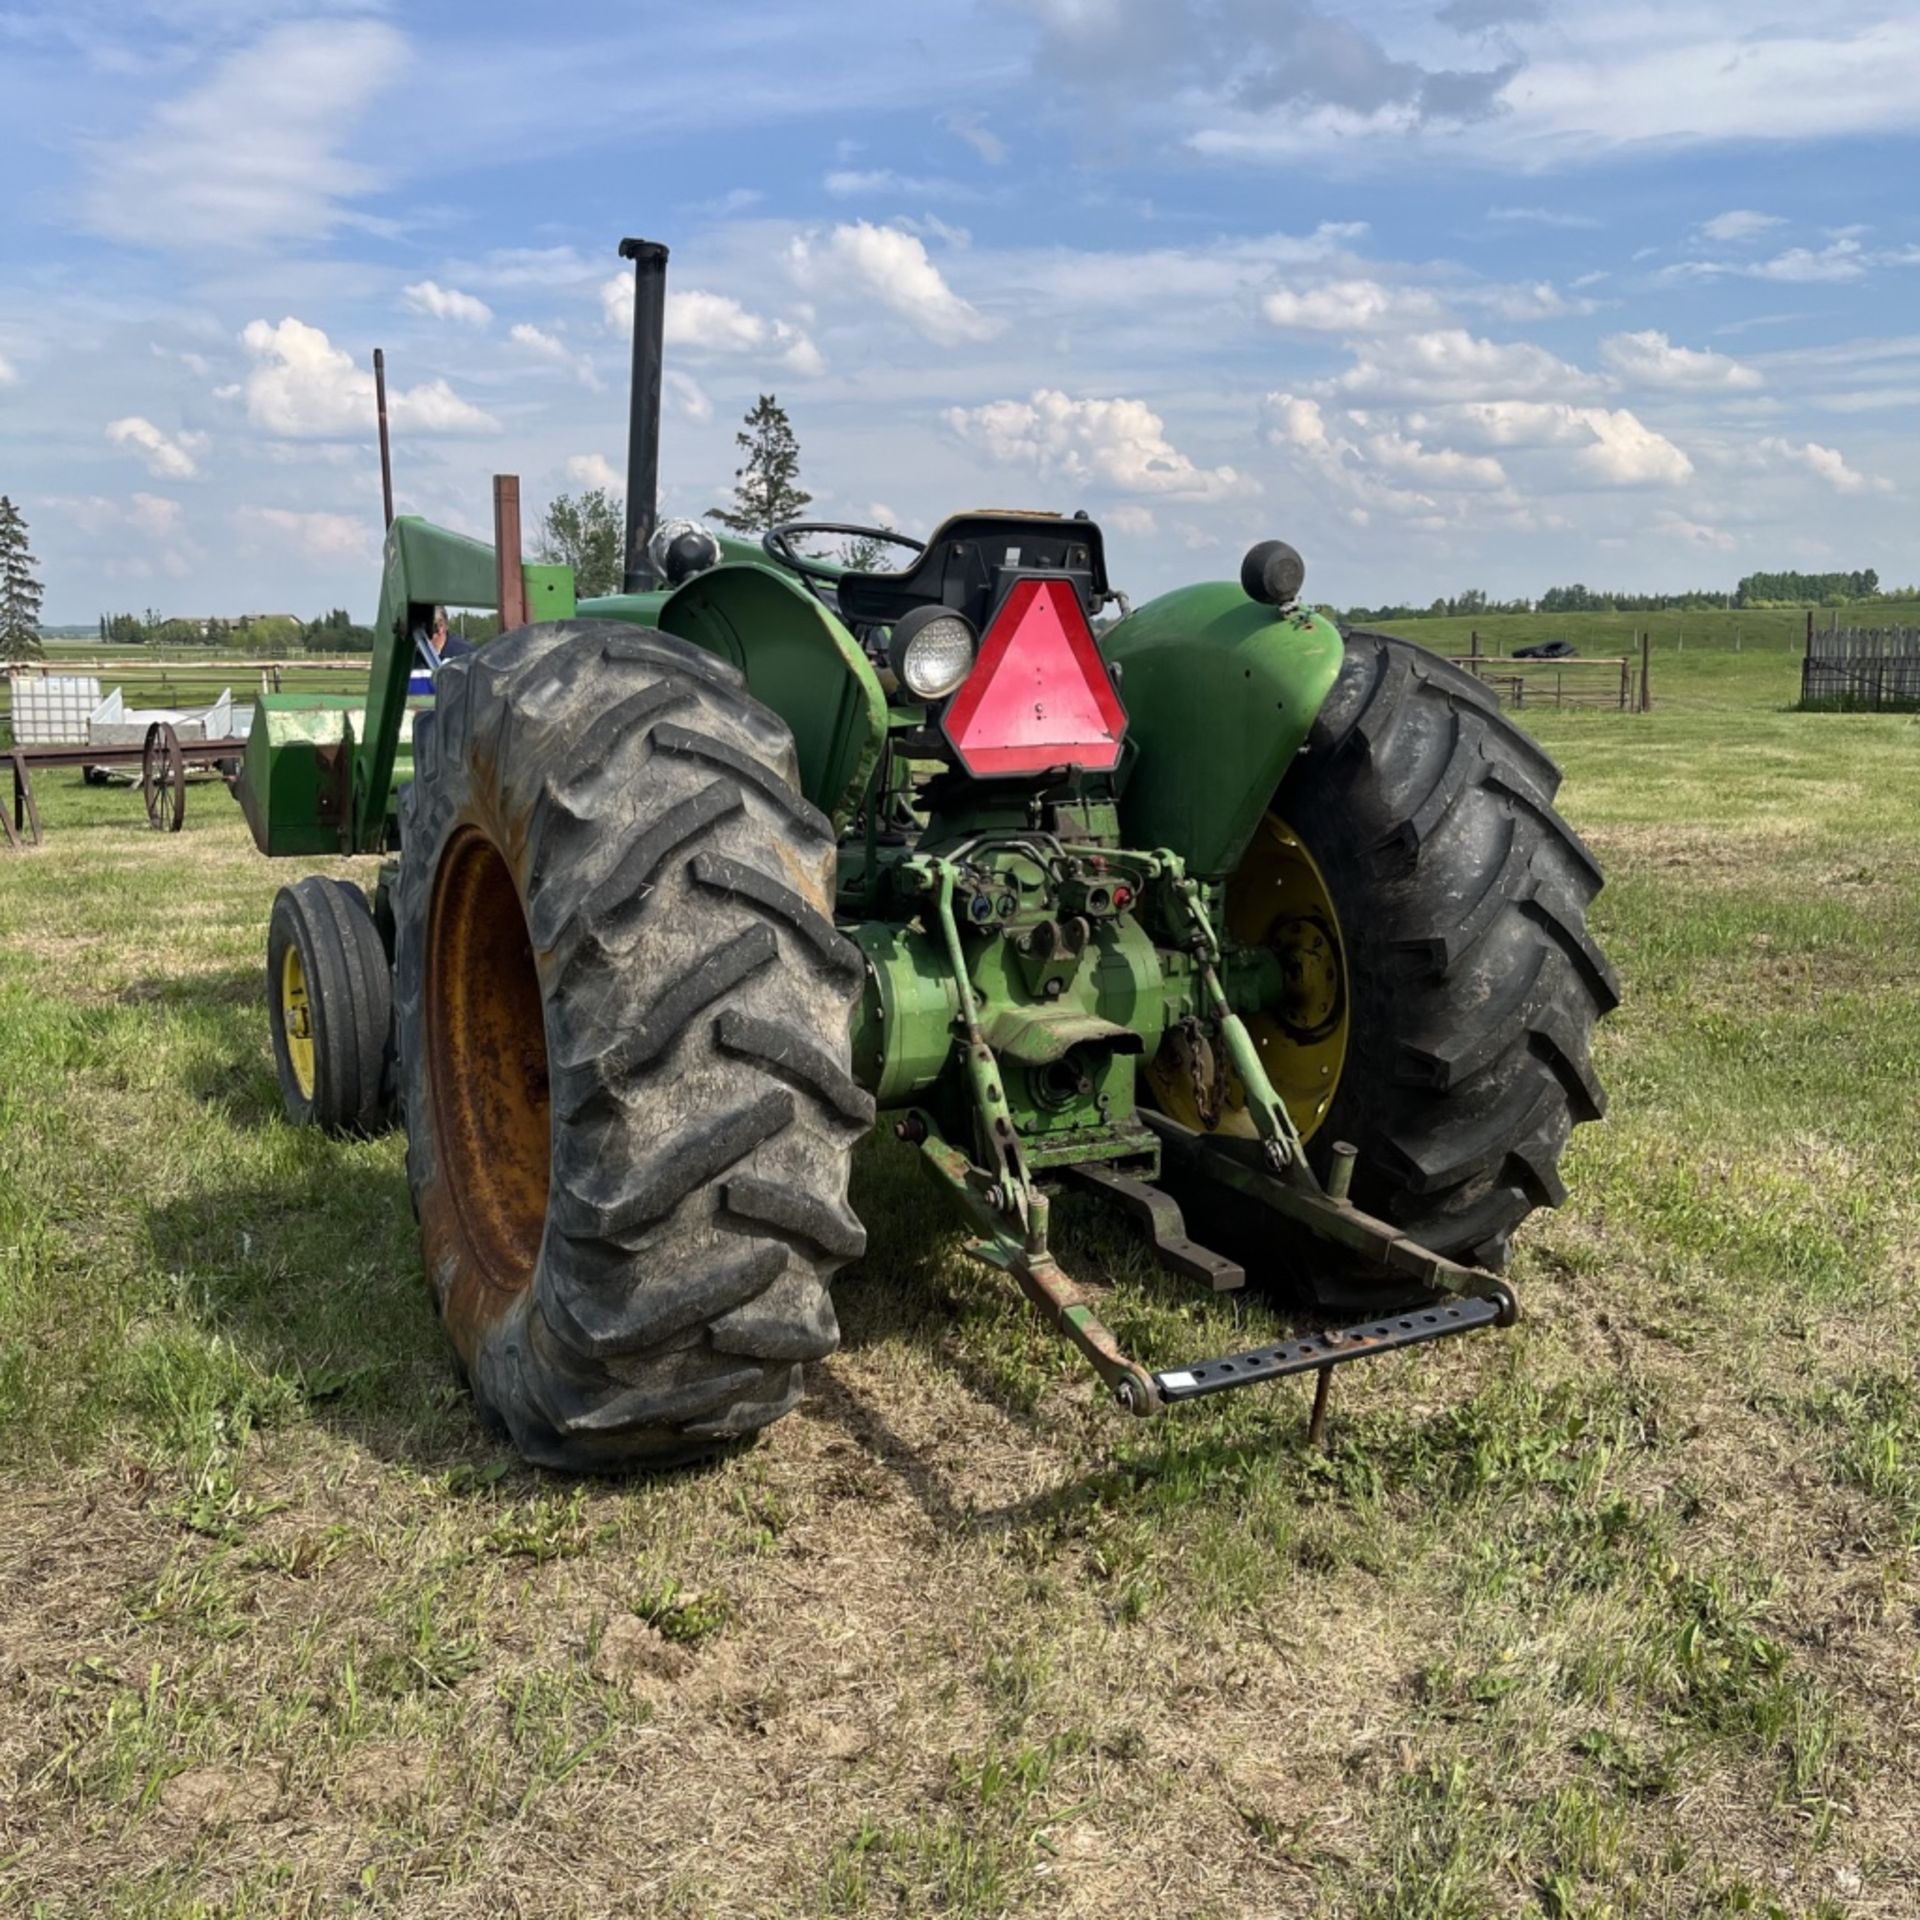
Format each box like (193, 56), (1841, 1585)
(941, 577), (1128, 779)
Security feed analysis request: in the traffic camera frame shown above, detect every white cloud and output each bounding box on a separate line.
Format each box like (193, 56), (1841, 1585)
(51, 492), (188, 539)
(1267, 393), (1336, 456)
(105, 417), (205, 480)
(508, 322), (600, 389)
(1573, 409), (1693, 487)
(789, 222), (999, 346)
(565, 453), (623, 492)
(1333, 329), (1599, 403)
(1487, 206), (1601, 230)
(823, 170), (975, 201)
(402, 281), (493, 326)
(1743, 241), (1868, 284)
(943, 113), (1008, 165)
(128, 494), (183, 537)
(1363, 430), (1507, 491)
(1261, 279), (1448, 333)
(458, 246), (601, 291)
(234, 506), (378, 562)
(1459, 281), (1596, 323)
(1600, 329), (1761, 391)
(1264, 393), (1520, 526)
(1105, 503), (1158, 537)
(664, 370), (712, 422)
(1655, 512), (1737, 552)
(80, 21), (406, 250)
(946, 390), (1246, 499)
(236, 318), (497, 437)
(50, 495), (124, 536)
(1419, 398), (1692, 486)
(1183, 14), (1920, 161)
(1674, 236), (1902, 286)
(509, 322), (567, 358)
(603, 281), (823, 376)
(1757, 437), (1890, 495)
(1021, 0), (1519, 129)
(1699, 210), (1783, 245)
(0, 350), (15, 386)
(664, 289), (770, 353)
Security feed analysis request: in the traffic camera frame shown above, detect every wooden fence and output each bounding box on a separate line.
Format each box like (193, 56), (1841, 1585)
(1449, 653), (1643, 712)
(1800, 626), (1920, 708)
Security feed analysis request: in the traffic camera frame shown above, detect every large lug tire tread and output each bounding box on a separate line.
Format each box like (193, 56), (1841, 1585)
(266, 877), (394, 1135)
(392, 620), (870, 1473)
(1282, 629), (1619, 1270)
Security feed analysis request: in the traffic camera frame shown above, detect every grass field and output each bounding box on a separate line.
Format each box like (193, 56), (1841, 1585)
(4, 634), (1920, 1917)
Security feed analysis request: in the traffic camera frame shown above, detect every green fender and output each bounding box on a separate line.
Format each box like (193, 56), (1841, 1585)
(1102, 584), (1346, 881)
(654, 562), (886, 831)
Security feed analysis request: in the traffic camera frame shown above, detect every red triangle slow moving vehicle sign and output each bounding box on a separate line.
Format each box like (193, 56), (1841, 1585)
(940, 577), (1129, 778)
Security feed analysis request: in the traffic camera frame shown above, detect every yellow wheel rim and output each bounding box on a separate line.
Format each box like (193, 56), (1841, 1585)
(281, 942), (316, 1100)
(1144, 812), (1349, 1144)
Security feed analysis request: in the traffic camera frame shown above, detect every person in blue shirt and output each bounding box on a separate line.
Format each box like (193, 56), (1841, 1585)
(432, 606), (476, 659)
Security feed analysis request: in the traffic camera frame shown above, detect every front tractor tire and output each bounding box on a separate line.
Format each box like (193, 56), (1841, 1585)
(266, 876), (393, 1135)
(393, 622), (872, 1472)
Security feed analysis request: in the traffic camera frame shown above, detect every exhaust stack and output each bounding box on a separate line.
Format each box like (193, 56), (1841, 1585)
(618, 236), (669, 593)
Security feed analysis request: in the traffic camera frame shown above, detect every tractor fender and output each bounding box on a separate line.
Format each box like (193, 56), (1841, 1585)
(655, 562), (886, 832)
(1102, 584), (1346, 882)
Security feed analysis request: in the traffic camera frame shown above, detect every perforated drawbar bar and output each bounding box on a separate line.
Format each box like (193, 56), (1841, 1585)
(1151, 1294), (1504, 1402)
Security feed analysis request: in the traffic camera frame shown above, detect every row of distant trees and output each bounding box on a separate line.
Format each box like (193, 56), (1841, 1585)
(1342, 570), (1911, 624)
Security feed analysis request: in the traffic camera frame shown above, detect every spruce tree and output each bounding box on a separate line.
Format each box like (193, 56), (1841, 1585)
(705, 395), (811, 535)
(0, 496), (46, 662)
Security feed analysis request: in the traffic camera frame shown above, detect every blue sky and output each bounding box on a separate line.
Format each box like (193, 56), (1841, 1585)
(3, 0), (1917, 621)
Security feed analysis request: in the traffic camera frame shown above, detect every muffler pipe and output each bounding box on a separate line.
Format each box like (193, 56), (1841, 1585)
(618, 236), (668, 593)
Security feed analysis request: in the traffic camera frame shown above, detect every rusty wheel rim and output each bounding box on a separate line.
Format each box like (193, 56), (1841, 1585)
(424, 828), (552, 1295)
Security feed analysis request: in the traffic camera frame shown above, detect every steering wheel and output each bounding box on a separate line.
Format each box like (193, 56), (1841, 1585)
(763, 520), (924, 585)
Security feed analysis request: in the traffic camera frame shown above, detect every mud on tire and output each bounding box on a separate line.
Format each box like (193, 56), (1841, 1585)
(392, 620), (872, 1471)
(1283, 630), (1620, 1269)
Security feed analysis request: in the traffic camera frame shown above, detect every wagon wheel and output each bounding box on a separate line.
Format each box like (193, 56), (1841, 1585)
(142, 722), (186, 833)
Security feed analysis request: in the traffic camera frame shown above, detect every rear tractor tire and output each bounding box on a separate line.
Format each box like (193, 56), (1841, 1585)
(391, 621), (872, 1472)
(1152, 629), (1619, 1273)
(267, 876), (394, 1135)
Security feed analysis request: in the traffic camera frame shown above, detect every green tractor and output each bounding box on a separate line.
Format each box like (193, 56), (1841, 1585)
(239, 238), (1617, 1471)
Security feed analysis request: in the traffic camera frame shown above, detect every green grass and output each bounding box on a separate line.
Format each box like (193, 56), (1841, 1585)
(3, 632), (1919, 1915)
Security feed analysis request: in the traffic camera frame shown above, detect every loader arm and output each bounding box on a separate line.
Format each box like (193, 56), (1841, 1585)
(353, 518), (576, 851)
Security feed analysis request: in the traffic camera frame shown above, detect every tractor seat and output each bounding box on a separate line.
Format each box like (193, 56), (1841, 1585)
(837, 511), (1110, 634)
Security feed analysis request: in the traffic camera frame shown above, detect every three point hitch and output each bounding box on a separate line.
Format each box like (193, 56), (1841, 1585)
(903, 847), (1518, 1441)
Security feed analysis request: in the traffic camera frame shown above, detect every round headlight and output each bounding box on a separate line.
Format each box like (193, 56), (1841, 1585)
(890, 605), (976, 700)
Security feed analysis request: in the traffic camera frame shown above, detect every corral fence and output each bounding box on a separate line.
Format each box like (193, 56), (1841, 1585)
(1444, 633), (1651, 714)
(1449, 655), (1640, 712)
(3, 657), (369, 739)
(1800, 623), (1920, 710)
